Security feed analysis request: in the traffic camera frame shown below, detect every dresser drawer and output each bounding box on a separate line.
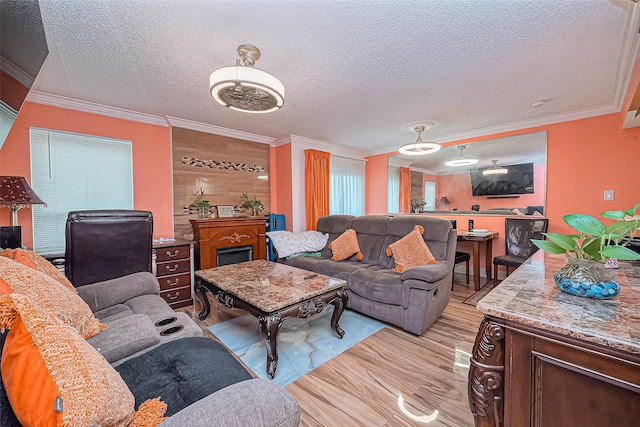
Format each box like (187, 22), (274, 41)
(157, 272), (191, 291)
(156, 245), (190, 262)
(160, 286), (191, 305)
(156, 259), (190, 276)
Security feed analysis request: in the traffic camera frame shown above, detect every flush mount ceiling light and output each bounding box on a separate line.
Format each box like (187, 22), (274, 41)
(445, 145), (478, 167)
(483, 160), (508, 175)
(210, 44), (285, 114)
(399, 123), (441, 156)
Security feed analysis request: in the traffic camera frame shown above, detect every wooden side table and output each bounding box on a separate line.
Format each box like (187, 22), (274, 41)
(457, 232), (498, 291)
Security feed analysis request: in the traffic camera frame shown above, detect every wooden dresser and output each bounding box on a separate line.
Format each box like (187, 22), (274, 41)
(190, 217), (266, 270)
(153, 238), (195, 309)
(469, 251), (640, 427)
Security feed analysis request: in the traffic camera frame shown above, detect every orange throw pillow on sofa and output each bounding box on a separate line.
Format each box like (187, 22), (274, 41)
(386, 225), (438, 273)
(328, 229), (363, 261)
(0, 248), (75, 290)
(0, 292), (166, 427)
(0, 256), (104, 338)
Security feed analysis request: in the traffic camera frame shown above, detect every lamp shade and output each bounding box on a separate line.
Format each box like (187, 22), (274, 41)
(437, 196), (451, 206)
(0, 176), (46, 226)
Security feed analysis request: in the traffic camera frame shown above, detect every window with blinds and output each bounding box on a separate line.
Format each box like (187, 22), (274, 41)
(329, 155), (365, 216)
(30, 128), (133, 253)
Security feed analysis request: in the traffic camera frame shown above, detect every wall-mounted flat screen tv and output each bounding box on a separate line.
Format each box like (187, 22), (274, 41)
(470, 162), (534, 196)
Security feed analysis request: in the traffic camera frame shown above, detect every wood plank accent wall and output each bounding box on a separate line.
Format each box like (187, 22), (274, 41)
(410, 170), (423, 203)
(172, 127), (270, 239)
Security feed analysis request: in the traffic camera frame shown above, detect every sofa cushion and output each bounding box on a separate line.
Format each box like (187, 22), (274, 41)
(0, 248), (75, 290)
(87, 313), (161, 363)
(329, 229), (363, 261)
(386, 225), (438, 272)
(0, 257), (104, 338)
(94, 303), (135, 322)
(348, 266), (403, 305)
(0, 292), (141, 427)
(115, 337), (253, 417)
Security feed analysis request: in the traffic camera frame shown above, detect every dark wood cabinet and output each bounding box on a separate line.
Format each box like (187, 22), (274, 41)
(153, 239), (194, 309)
(190, 217), (266, 270)
(470, 316), (640, 427)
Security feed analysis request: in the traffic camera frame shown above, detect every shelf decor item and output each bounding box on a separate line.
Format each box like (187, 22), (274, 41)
(410, 198), (425, 213)
(241, 192), (264, 217)
(532, 203), (640, 299)
(192, 188), (211, 219)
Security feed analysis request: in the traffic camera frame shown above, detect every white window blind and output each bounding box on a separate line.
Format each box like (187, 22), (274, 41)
(0, 101), (18, 151)
(330, 155), (365, 216)
(30, 128), (133, 253)
(387, 165), (399, 214)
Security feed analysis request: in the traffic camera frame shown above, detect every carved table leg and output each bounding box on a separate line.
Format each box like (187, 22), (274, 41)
(258, 313), (283, 379)
(330, 288), (348, 338)
(468, 317), (505, 427)
(195, 279), (211, 321)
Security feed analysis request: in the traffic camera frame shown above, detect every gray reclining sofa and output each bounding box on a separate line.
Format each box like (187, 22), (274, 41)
(284, 215), (456, 335)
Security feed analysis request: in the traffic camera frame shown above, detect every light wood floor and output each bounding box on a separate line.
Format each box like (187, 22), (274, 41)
(178, 273), (484, 427)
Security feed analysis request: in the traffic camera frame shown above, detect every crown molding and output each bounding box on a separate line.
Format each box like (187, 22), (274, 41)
(0, 56), (34, 88)
(25, 91), (168, 126)
(273, 135), (292, 147)
(612, 0), (640, 111)
(166, 116), (275, 144)
(410, 166), (439, 175)
(289, 134), (368, 160)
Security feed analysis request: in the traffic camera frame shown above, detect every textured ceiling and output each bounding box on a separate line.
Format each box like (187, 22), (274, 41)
(23, 0), (640, 154)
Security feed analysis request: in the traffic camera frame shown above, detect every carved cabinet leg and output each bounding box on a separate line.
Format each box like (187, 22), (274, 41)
(468, 317), (505, 427)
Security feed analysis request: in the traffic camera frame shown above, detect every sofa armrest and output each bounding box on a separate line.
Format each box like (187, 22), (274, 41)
(77, 271), (161, 313)
(158, 379), (299, 427)
(401, 262), (450, 283)
(87, 313), (160, 363)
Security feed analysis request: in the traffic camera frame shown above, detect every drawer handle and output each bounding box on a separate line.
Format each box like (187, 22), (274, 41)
(165, 278), (180, 287)
(165, 250), (180, 257)
(166, 264), (179, 272)
(167, 293), (179, 300)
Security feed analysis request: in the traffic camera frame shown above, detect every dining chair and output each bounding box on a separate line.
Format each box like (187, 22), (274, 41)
(493, 217), (548, 281)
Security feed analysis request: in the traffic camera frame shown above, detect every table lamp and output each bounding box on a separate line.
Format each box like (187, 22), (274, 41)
(437, 196), (451, 211)
(0, 176), (46, 248)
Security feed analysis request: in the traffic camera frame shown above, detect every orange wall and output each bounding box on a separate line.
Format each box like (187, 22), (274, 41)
(0, 71), (29, 111)
(0, 102), (173, 247)
(435, 164), (546, 211)
(273, 143), (293, 231)
(365, 114), (640, 249)
(365, 152), (392, 214)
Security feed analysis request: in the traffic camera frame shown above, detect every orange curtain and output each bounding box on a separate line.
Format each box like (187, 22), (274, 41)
(305, 149), (331, 230)
(399, 167), (411, 213)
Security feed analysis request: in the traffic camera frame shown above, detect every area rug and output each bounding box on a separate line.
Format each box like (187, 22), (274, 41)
(463, 281), (499, 306)
(209, 307), (385, 387)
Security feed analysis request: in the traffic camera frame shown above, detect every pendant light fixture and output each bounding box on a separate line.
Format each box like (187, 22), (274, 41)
(399, 123), (441, 156)
(210, 44), (285, 114)
(445, 145), (478, 167)
(483, 160), (508, 175)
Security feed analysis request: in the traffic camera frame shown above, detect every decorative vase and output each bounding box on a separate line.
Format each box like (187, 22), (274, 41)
(198, 205), (209, 219)
(554, 258), (620, 299)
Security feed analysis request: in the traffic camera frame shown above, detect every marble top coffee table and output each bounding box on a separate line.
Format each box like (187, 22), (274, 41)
(194, 259), (348, 379)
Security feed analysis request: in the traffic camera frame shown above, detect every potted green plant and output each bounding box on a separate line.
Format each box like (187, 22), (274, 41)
(193, 188), (211, 219)
(411, 198), (426, 213)
(532, 203), (640, 299)
(241, 192), (264, 217)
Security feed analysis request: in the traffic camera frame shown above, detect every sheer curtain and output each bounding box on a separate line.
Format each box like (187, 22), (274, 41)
(330, 155), (365, 216)
(387, 165), (399, 213)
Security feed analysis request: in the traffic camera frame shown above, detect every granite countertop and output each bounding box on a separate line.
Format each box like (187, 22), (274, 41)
(477, 251), (640, 355)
